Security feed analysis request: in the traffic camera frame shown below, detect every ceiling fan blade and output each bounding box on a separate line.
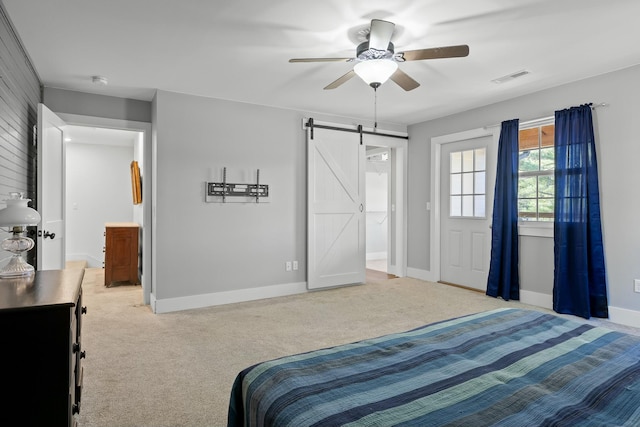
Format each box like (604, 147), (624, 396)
(289, 57), (352, 63)
(324, 70), (356, 90)
(398, 45), (469, 61)
(368, 19), (395, 51)
(390, 69), (420, 91)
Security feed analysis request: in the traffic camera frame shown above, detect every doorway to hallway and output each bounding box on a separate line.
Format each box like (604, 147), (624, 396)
(365, 147), (389, 274)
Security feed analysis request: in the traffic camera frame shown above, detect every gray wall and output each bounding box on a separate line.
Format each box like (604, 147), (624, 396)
(153, 89), (307, 299)
(0, 5), (41, 267)
(152, 89), (405, 305)
(66, 142), (134, 267)
(407, 64), (640, 313)
(43, 87), (151, 123)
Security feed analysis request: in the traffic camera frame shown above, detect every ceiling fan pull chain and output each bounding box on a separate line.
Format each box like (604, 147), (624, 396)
(374, 86), (378, 131)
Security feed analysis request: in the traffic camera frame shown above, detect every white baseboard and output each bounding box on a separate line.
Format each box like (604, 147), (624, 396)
(406, 267), (436, 282)
(366, 252), (387, 261)
(153, 281), (308, 314)
(519, 291), (640, 329)
(519, 290), (553, 310)
(608, 306), (640, 328)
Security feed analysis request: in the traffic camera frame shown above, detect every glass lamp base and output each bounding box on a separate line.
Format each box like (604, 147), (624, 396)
(0, 254), (35, 278)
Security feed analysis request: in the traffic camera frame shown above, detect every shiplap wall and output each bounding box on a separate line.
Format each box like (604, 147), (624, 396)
(0, 5), (41, 266)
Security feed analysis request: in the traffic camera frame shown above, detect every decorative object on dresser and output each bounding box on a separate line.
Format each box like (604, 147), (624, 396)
(0, 192), (41, 277)
(0, 269), (86, 426)
(104, 222), (139, 287)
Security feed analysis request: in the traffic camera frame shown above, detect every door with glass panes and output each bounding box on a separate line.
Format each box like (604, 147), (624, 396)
(440, 135), (496, 290)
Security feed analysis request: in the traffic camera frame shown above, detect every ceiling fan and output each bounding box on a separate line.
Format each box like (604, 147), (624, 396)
(289, 19), (469, 91)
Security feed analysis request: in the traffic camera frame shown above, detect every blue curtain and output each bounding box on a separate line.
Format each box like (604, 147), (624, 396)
(486, 119), (520, 300)
(553, 104), (608, 319)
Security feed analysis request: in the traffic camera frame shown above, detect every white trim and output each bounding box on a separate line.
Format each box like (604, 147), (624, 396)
(366, 251), (387, 261)
(406, 267), (436, 282)
(430, 127), (500, 284)
(520, 289), (553, 309)
(608, 306), (640, 328)
(518, 222), (554, 238)
(153, 281), (308, 314)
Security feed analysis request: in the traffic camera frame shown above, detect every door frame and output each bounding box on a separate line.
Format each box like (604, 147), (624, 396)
(430, 126), (500, 283)
(57, 113), (153, 305)
(365, 139), (407, 277)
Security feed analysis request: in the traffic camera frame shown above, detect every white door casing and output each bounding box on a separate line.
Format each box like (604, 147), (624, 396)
(37, 103), (66, 270)
(307, 127), (365, 289)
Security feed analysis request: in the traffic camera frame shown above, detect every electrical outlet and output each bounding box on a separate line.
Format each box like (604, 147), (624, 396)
(285, 261), (292, 272)
(634, 279), (640, 293)
(293, 261), (298, 271)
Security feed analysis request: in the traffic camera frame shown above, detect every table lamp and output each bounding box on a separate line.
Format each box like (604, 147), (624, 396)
(0, 192), (41, 278)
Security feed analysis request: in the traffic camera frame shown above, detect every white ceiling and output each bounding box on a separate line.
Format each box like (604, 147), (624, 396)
(3, 0), (640, 126)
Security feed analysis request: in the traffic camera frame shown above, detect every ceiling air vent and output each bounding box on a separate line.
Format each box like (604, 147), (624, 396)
(491, 69), (531, 84)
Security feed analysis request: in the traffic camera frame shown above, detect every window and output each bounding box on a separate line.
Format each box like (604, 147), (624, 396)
(449, 148), (486, 218)
(518, 123), (554, 221)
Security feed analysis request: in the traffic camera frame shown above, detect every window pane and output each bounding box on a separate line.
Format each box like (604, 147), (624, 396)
(517, 123), (555, 222)
(462, 150), (474, 172)
(539, 198), (554, 221)
(451, 152), (462, 173)
(540, 147), (554, 170)
(538, 176), (554, 198)
(519, 128), (539, 151)
(475, 148), (486, 171)
(451, 196), (461, 216)
(541, 125), (554, 147)
(474, 195), (485, 217)
(450, 174), (462, 195)
(474, 171), (485, 195)
(519, 149), (540, 172)
(518, 199), (536, 220)
(519, 176), (537, 199)
(462, 172), (474, 194)
(462, 195), (473, 216)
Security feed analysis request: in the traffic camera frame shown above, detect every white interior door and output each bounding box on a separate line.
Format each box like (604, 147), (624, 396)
(37, 103), (66, 270)
(440, 135), (495, 290)
(307, 127), (365, 289)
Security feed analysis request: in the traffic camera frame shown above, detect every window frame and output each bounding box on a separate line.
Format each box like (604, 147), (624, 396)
(517, 118), (555, 238)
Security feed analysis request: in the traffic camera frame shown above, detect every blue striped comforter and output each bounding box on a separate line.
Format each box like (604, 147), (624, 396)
(228, 308), (640, 426)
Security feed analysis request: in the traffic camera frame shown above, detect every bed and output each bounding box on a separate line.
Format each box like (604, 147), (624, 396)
(228, 308), (640, 426)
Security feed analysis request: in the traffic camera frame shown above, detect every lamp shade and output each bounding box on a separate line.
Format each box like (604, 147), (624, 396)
(0, 193), (41, 227)
(354, 59), (398, 87)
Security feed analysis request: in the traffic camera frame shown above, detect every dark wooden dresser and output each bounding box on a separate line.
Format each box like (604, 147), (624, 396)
(104, 222), (139, 287)
(0, 268), (86, 426)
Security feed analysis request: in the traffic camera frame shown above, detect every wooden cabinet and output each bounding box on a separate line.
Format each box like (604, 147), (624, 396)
(0, 269), (86, 426)
(104, 222), (139, 287)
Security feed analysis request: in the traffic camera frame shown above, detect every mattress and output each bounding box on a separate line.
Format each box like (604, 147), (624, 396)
(228, 308), (640, 426)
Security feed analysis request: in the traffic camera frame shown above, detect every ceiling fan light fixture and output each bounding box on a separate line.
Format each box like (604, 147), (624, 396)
(354, 59), (398, 88)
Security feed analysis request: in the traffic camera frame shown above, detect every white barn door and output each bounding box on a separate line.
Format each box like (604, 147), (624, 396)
(307, 126), (365, 289)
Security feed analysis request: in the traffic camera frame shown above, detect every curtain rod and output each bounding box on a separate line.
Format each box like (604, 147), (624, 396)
(484, 102), (609, 129)
(305, 118), (409, 142)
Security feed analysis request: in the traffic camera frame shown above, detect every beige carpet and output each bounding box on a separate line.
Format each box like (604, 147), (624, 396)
(75, 267), (638, 427)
